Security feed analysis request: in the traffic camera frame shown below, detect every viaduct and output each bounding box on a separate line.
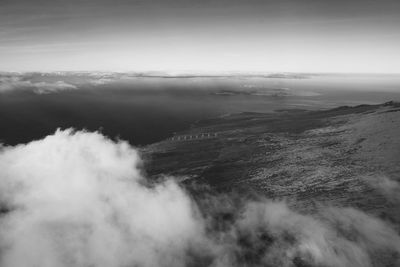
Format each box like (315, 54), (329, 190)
(170, 132), (218, 141)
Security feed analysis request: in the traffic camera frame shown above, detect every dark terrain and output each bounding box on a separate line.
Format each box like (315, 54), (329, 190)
(143, 102), (400, 226)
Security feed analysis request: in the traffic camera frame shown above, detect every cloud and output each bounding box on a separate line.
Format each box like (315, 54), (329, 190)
(210, 201), (400, 267)
(0, 129), (399, 267)
(0, 76), (30, 92)
(363, 175), (400, 203)
(32, 81), (78, 94)
(0, 76), (77, 94)
(0, 129), (207, 267)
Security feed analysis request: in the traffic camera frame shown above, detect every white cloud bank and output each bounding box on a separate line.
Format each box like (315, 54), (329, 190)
(0, 129), (399, 267)
(0, 76), (77, 94)
(0, 130), (206, 267)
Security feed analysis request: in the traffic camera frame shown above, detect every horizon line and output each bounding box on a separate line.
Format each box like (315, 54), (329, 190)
(1, 70), (400, 76)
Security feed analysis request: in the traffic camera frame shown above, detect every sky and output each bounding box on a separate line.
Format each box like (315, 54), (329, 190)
(1, 0), (400, 73)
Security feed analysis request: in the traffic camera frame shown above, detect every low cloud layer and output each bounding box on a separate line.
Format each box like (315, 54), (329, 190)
(0, 76), (77, 94)
(0, 130), (399, 267)
(364, 175), (400, 204)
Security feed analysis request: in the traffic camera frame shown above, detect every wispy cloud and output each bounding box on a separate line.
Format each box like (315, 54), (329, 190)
(364, 175), (400, 203)
(0, 76), (77, 94)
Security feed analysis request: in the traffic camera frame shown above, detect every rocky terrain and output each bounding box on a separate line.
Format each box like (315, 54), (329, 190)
(143, 102), (400, 227)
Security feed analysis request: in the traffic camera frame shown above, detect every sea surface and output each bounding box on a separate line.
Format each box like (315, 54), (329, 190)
(1, 74), (400, 146)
